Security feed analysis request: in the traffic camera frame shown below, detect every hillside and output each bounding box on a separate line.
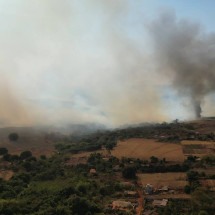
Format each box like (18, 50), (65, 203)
(0, 119), (214, 157)
(0, 120), (214, 214)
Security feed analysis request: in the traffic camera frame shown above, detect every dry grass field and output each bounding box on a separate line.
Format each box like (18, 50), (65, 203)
(0, 127), (56, 157)
(72, 138), (185, 162)
(137, 172), (188, 189)
(111, 138), (185, 162)
(181, 140), (214, 145)
(0, 140), (55, 157)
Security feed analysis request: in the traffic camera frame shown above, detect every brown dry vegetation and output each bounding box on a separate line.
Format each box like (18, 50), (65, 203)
(111, 138), (185, 162)
(0, 128), (55, 157)
(200, 179), (215, 191)
(193, 167), (215, 175)
(0, 170), (14, 180)
(72, 138), (186, 162)
(72, 149), (105, 158)
(181, 140), (215, 156)
(0, 140), (55, 157)
(181, 140), (214, 145)
(147, 194), (191, 199)
(186, 118), (215, 134)
(137, 172), (188, 189)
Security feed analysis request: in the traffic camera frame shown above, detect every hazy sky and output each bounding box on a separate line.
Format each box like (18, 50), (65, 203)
(0, 0), (215, 127)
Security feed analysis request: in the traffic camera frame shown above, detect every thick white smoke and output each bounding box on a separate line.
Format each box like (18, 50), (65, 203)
(0, 1), (214, 127)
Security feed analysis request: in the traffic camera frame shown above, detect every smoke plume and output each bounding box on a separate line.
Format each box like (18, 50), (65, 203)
(0, 2), (215, 127)
(148, 12), (215, 118)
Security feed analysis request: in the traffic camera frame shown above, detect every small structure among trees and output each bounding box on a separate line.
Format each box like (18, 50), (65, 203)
(145, 184), (153, 195)
(152, 199), (168, 207)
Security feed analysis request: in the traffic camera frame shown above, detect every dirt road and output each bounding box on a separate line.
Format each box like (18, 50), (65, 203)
(136, 186), (144, 215)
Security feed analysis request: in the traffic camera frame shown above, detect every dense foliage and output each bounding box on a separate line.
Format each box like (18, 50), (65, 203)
(0, 122), (214, 214)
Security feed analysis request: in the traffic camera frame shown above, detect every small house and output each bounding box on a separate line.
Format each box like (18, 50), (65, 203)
(152, 199), (168, 207)
(145, 184), (153, 195)
(158, 186), (169, 192)
(89, 168), (97, 175)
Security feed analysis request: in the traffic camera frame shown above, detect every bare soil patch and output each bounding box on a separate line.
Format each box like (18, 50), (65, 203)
(0, 170), (14, 180)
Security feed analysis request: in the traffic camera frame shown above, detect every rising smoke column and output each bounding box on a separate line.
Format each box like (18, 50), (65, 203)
(148, 12), (215, 118)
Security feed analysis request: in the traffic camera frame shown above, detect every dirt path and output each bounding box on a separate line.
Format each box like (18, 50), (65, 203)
(136, 185), (144, 215)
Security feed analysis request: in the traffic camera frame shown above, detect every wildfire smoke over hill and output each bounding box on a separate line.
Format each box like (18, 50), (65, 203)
(0, 1), (215, 127)
(149, 12), (215, 118)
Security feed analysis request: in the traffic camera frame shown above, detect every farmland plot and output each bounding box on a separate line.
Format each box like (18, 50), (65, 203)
(181, 140), (215, 156)
(111, 138), (185, 162)
(137, 172), (188, 189)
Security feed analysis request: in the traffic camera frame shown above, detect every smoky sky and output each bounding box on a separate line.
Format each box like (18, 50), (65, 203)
(148, 12), (215, 118)
(0, 1), (214, 127)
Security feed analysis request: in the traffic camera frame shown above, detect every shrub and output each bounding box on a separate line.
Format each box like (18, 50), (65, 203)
(122, 166), (136, 179)
(8, 133), (19, 141)
(0, 147), (8, 155)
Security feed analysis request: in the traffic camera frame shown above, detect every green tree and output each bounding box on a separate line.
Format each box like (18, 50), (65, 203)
(191, 188), (214, 212)
(3, 153), (12, 162)
(20, 151), (32, 160)
(40, 155), (47, 160)
(10, 154), (20, 163)
(150, 156), (159, 163)
(198, 211), (209, 215)
(187, 171), (199, 182)
(68, 196), (100, 215)
(184, 185), (191, 194)
(8, 133), (19, 141)
(122, 166), (136, 179)
(0, 147), (8, 155)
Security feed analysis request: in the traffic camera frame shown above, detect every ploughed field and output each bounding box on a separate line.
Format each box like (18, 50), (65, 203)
(181, 140), (215, 157)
